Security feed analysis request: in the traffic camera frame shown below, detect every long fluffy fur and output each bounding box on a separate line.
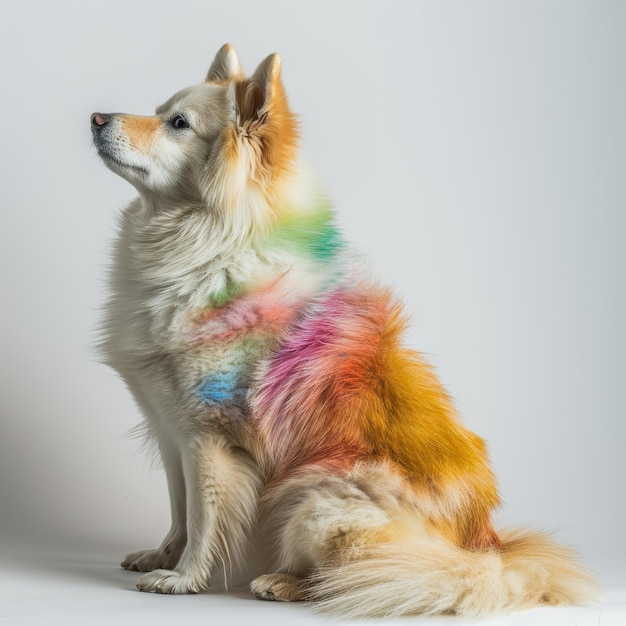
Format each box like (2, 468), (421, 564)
(309, 527), (598, 617)
(92, 44), (599, 615)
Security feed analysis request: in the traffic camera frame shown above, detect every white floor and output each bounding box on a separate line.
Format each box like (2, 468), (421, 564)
(1, 542), (624, 626)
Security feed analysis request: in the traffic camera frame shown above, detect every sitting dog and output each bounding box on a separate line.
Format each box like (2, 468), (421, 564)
(92, 44), (597, 617)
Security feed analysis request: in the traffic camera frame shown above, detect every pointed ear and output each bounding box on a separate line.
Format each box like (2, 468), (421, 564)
(206, 44), (244, 83)
(233, 53), (284, 126)
(226, 52), (298, 182)
(249, 53), (282, 114)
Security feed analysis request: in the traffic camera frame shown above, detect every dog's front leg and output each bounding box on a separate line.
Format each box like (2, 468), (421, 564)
(136, 433), (262, 594)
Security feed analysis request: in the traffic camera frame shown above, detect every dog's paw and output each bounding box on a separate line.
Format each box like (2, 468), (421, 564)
(122, 547), (181, 572)
(250, 573), (307, 602)
(136, 569), (205, 594)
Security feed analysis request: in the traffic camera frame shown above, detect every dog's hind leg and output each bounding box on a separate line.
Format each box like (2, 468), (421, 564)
(136, 434), (263, 594)
(122, 442), (187, 572)
(250, 468), (393, 604)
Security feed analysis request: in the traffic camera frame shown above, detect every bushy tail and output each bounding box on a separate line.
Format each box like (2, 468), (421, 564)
(309, 525), (600, 618)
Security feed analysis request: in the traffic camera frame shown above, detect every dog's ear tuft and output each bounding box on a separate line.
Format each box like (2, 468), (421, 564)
(206, 44), (244, 84)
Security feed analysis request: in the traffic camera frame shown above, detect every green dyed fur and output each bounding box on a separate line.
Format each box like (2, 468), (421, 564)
(268, 203), (343, 262)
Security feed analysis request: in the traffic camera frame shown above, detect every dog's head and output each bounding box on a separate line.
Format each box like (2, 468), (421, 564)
(92, 44), (299, 218)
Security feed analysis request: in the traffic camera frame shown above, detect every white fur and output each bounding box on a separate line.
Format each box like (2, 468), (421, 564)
(97, 75), (271, 594)
(96, 51), (334, 594)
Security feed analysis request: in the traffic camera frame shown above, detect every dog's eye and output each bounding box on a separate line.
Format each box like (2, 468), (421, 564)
(170, 114), (190, 130)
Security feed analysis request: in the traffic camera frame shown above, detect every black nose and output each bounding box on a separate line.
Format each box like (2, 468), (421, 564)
(91, 112), (111, 130)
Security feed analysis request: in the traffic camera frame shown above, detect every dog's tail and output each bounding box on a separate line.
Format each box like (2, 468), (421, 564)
(309, 523), (600, 618)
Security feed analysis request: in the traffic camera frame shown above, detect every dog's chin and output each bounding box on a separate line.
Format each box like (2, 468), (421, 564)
(97, 147), (149, 182)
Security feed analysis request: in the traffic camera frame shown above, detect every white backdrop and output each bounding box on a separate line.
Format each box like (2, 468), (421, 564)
(1, 0), (624, 614)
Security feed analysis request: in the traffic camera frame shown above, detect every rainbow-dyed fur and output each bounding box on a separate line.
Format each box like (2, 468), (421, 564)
(92, 45), (597, 616)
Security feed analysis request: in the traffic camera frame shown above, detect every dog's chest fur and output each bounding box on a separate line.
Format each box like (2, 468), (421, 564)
(102, 198), (337, 435)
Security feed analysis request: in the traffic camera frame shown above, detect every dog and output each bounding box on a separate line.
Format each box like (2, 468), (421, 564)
(91, 44), (598, 617)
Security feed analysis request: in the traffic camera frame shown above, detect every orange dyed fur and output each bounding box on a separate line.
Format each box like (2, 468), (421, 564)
(257, 285), (501, 551)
